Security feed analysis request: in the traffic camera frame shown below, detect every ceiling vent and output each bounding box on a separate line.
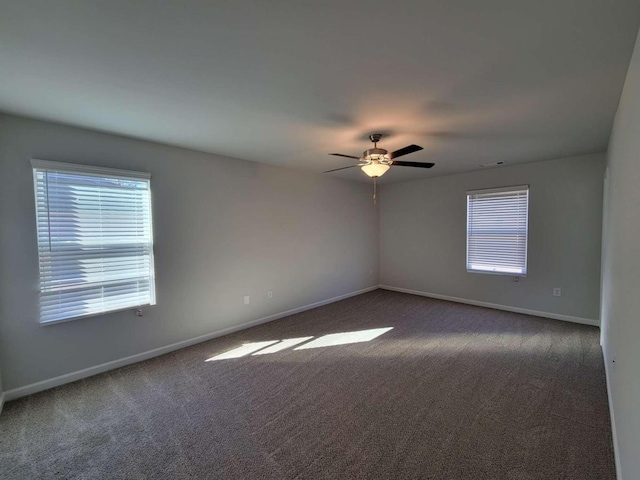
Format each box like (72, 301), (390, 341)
(480, 161), (507, 168)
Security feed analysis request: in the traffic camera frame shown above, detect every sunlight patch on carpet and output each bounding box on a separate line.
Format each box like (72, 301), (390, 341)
(206, 341), (279, 361)
(252, 337), (314, 355)
(206, 328), (393, 360)
(295, 327), (394, 350)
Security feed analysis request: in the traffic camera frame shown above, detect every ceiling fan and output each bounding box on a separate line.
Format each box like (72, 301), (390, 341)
(324, 133), (434, 202)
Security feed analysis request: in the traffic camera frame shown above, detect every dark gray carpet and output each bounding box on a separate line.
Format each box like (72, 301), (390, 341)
(0, 290), (615, 479)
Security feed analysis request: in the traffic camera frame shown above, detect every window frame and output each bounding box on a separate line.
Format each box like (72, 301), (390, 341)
(466, 185), (529, 277)
(31, 159), (156, 325)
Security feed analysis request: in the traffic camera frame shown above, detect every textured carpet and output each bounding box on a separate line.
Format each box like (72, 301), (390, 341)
(0, 290), (615, 479)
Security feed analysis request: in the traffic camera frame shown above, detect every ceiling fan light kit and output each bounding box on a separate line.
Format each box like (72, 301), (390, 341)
(361, 163), (390, 178)
(325, 133), (435, 203)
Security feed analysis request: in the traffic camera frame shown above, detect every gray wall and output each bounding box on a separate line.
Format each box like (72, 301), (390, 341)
(0, 114), (379, 391)
(379, 153), (605, 321)
(0, 365), (3, 415)
(601, 28), (640, 480)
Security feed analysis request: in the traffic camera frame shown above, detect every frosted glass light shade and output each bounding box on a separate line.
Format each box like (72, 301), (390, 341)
(361, 163), (390, 178)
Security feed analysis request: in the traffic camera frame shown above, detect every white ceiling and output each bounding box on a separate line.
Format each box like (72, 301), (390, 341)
(1, 1), (639, 184)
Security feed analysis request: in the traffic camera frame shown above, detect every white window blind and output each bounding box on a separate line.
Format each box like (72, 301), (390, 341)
(32, 160), (156, 324)
(466, 185), (529, 276)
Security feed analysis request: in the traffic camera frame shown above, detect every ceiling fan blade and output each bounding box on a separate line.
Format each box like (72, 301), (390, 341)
(329, 153), (361, 160)
(389, 144), (424, 159)
(391, 161), (435, 168)
(323, 165), (359, 173)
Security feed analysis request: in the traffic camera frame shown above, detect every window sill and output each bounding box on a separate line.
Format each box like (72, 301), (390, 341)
(39, 303), (154, 326)
(467, 269), (527, 278)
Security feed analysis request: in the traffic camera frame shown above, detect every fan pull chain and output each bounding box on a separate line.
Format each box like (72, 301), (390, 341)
(373, 177), (377, 204)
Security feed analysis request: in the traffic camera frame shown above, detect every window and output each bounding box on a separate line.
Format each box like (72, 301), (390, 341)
(32, 160), (155, 324)
(466, 185), (529, 276)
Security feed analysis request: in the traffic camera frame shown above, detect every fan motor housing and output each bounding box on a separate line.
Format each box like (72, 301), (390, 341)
(363, 147), (389, 159)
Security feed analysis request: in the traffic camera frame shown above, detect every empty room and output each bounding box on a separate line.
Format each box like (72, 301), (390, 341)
(1, 1), (640, 479)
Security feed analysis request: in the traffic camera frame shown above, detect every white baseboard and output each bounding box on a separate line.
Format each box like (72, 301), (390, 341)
(602, 344), (622, 480)
(379, 285), (599, 326)
(3, 286), (378, 403)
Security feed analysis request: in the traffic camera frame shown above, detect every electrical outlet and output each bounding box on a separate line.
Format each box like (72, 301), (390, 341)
(243, 295), (250, 305)
(369, 269), (373, 276)
(267, 290), (273, 299)
(553, 287), (561, 297)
